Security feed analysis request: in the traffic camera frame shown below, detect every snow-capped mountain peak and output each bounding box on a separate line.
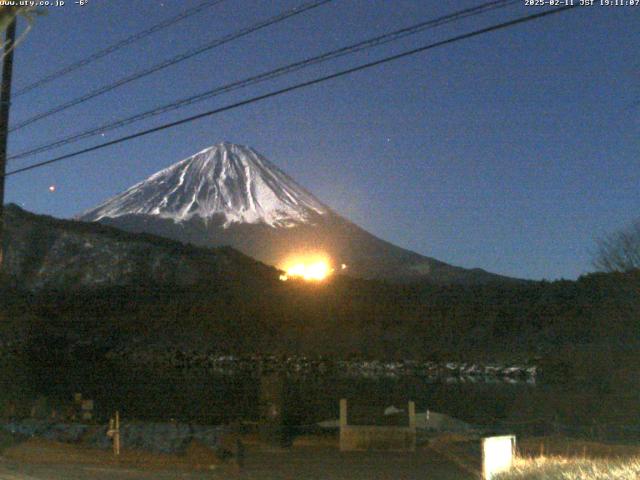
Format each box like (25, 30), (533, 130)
(79, 142), (329, 228)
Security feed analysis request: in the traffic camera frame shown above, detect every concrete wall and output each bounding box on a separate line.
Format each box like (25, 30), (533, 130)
(2, 419), (223, 454)
(339, 399), (416, 452)
(340, 425), (416, 451)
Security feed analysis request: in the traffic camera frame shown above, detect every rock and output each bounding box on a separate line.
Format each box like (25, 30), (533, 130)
(384, 406), (404, 416)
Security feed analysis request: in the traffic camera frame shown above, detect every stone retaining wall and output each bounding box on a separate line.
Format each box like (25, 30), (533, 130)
(1, 419), (224, 454)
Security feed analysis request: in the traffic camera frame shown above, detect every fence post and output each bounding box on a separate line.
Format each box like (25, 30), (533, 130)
(114, 411), (120, 456)
(339, 399), (348, 452)
(408, 401), (416, 430)
(339, 399), (347, 428)
(108, 411), (121, 456)
(408, 401), (417, 451)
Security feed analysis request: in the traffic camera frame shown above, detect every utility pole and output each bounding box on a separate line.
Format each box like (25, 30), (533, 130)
(0, 16), (17, 271)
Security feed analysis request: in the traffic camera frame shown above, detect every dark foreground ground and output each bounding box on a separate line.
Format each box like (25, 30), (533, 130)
(4, 434), (640, 480)
(0, 443), (473, 480)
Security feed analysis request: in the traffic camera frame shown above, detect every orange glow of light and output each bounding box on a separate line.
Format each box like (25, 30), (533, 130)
(279, 254), (334, 282)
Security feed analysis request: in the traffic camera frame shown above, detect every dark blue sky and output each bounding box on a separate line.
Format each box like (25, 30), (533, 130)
(5, 0), (639, 280)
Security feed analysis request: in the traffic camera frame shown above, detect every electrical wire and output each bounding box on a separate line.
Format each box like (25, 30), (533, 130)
(3, 5), (577, 178)
(9, 0), (333, 132)
(8, 0), (519, 163)
(13, 0), (228, 97)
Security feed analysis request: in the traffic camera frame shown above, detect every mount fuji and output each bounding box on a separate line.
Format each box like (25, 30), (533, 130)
(79, 142), (512, 284)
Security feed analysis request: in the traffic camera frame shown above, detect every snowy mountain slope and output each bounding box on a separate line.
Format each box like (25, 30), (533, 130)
(79, 142), (516, 284)
(80, 142), (328, 228)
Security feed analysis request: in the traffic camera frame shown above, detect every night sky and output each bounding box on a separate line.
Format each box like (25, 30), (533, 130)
(4, 0), (639, 280)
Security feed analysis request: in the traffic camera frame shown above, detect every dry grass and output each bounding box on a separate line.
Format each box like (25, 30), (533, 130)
(496, 436), (640, 479)
(495, 455), (640, 480)
(518, 436), (640, 459)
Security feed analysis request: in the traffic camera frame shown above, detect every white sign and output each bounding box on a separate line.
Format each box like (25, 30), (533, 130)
(482, 435), (516, 480)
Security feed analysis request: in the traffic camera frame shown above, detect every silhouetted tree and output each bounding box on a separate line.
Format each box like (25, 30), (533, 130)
(593, 220), (640, 272)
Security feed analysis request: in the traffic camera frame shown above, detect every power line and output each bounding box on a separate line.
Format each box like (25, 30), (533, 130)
(8, 0), (519, 163)
(17, 7), (232, 97)
(9, 0), (333, 132)
(13, 0), (228, 98)
(3, 5), (577, 179)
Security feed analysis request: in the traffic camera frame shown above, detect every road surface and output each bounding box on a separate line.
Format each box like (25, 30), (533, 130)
(0, 445), (475, 480)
